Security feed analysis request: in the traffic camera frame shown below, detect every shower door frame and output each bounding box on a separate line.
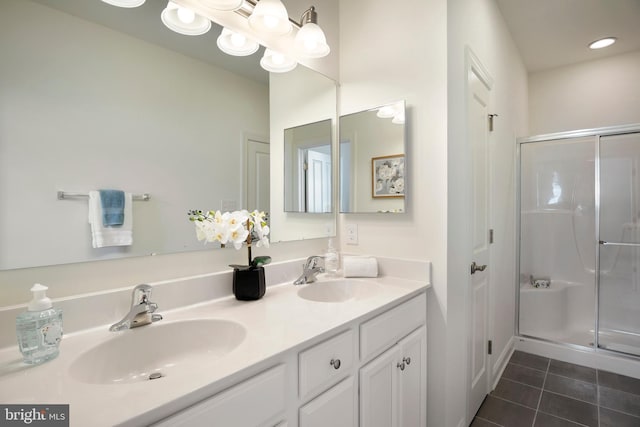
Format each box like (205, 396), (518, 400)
(515, 123), (640, 359)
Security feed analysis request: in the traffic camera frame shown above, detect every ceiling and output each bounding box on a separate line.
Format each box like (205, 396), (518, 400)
(495, 0), (640, 73)
(32, 0), (640, 78)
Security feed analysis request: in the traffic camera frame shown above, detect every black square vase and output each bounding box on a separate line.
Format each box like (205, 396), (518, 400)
(232, 266), (266, 301)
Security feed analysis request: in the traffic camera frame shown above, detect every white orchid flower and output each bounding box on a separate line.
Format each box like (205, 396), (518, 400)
(194, 220), (214, 242)
(213, 222), (231, 244)
(229, 223), (249, 249)
(227, 210), (249, 229)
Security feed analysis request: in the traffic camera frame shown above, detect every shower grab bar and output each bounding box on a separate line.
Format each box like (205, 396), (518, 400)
(599, 240), (640, 247)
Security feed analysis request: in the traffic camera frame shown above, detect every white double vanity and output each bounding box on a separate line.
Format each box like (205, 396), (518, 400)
(0, 258), (429, 427)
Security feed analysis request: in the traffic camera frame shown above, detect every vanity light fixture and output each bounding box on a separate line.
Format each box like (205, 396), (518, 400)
(161, 1), (212, 36)
(294, 6), (330, 58)
(392, 112), (405, 125)
(100, 0), (145, 7)
(589, 37), (616, 49)
(376, 105), (397, 119)
(248, 0), (292, 35)
(376, 102), (405, 125)
(217, 28), (260, 56)
(101, 0), (331, 72)
(260, 49), (297, 72)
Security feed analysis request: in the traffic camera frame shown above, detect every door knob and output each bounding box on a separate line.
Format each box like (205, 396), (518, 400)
(470, 261), (487, 275)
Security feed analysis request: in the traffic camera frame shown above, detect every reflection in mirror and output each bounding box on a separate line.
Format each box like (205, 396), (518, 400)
(0, 0), (336, 270)
(339, 101), (406, 214)
(284, 119), (333, 213)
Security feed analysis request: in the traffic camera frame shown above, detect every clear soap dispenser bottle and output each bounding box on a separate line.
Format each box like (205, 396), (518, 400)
(325, 238), (340, 277)
(16, 284), (63, 365)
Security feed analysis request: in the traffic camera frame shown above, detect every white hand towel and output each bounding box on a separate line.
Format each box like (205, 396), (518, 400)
(88, 191), (133, 248)
(343, 256), (378, 278)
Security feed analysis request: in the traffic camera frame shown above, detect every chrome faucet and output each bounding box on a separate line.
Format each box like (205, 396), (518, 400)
(109, 284), (163, 332)
(293, 256), (325, 285)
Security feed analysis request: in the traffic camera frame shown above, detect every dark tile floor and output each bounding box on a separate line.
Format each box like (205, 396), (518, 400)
(471, 350), (640, 427)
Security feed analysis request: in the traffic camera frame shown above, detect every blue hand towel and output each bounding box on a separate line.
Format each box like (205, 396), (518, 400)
(99, 189), (125, 226)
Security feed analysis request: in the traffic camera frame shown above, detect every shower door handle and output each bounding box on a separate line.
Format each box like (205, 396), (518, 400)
(599, 240), (640, 247)
(471, 261), (487, 275)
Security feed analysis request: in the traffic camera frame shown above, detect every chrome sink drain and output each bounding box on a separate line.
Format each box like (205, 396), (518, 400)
(148, 372), (163, 380)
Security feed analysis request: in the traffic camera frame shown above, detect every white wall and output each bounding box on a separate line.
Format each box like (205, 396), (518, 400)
(338, 0), (449, 425)
(529, 50), (640, 135)
(448, 0), (528, 424)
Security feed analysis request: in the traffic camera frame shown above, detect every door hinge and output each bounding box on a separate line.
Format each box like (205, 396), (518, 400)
(489, 229), (494, 244)
(488, 340), (492, 355)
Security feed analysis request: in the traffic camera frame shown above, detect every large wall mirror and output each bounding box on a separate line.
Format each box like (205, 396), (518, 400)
(0, 0), (337, 270)
(339, 101), (406, 214)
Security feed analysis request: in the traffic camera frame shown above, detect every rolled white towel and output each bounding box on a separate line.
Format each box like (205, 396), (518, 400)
(343, 256), (378, 278)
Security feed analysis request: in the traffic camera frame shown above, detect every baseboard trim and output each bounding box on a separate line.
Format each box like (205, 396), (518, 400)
(491, 336), (515, 389)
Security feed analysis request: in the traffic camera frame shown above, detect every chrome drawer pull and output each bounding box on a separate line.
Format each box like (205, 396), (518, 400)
(330, 358), (341, 370)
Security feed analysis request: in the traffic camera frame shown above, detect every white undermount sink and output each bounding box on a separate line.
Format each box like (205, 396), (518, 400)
(69, 319), (246, 384)
(296, 279), (378, 303)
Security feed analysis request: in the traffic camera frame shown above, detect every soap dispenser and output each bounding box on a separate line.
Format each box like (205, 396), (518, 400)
(325, 238), (340, 276)
(16, 284), (63, 365)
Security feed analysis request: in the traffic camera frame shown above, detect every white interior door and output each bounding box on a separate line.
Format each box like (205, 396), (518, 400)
(467, 53), (492, 420)
(306, 149), (332, 213)
(246, 137), (270, 212)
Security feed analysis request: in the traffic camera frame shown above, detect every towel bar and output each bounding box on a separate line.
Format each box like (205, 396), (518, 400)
(57, 191), (150, 201)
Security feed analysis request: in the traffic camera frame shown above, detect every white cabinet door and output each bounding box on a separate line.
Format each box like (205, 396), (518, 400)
(153, 365), (286, 427)
(360, 326), (427, 427)
(359, 346), (401, 427)
(397, 326), (427, 427)
(299, 377), (356, 427)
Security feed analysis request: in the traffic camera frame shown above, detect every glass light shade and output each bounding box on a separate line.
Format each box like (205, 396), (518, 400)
(377, 105), (397, 119)
(161, 2), (211, 36)
(392, 112), (405, 125)
(294, 23), (330, 58)
(217, 28), (260, 56)
(248, 0), (291, 35)
(589, 37), (616, 49)
(195, 0), (243, 12)
(260, 49), (297, 73)
(101, 0), (145, 7)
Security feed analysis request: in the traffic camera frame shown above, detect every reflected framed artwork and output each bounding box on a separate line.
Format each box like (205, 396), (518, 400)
(372, 154), (405, 198)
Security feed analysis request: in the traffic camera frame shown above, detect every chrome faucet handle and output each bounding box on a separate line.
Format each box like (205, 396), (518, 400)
(131, 284), (153, 306)
(305, 255), (325, 269)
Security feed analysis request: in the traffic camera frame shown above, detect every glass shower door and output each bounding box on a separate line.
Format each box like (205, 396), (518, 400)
(598, 131), (640, 356)
(518, 137), (596, 347)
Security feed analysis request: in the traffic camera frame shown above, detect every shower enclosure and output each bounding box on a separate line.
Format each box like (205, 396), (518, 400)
(517, 124), (640, 358)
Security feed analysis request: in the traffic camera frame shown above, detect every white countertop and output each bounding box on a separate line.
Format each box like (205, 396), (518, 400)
(0, 274), (428, 427)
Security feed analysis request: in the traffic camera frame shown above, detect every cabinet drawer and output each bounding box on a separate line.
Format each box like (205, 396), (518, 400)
(360, 293), (426, 362)
(299, 329), (354, 400)
(153, 364), (286, 427)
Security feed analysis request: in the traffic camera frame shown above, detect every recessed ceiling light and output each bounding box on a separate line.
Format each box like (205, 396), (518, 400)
(589, 37), (617, 50)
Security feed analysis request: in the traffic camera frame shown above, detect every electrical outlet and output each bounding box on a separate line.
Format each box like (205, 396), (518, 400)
(346, 223), (358, 245)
